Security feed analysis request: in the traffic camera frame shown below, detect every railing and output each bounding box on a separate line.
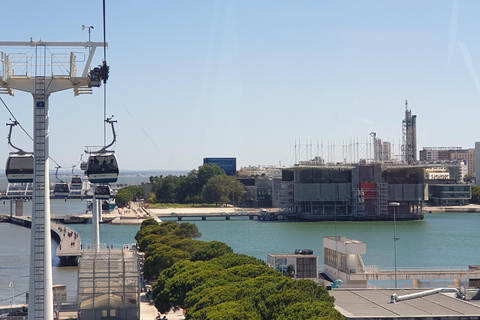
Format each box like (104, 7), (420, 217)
(362, 265), (471, 273)
(3, 51), (86, 78)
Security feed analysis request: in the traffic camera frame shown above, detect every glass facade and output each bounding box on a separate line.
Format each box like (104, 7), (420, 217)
(203, 157), (237, 176)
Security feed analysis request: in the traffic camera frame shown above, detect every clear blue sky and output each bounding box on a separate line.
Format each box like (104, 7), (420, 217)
(1, 0), (479, 171)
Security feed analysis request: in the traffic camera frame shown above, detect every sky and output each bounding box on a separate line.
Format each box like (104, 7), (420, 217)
(1, 0), (480, 172)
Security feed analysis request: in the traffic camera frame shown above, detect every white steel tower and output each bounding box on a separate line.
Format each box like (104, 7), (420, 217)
(0, 40), (106, 320)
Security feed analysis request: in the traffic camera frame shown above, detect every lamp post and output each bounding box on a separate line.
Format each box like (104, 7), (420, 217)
(389, 202), (400, 288)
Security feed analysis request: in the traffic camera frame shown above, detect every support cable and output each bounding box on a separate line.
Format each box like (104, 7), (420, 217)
(1, 97), (61, 168)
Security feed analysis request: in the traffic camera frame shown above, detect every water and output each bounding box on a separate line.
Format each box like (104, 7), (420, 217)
(0, 203), (479, 306)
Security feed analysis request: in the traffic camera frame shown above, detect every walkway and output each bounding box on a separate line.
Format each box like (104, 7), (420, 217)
(51, 220), (82, 264)
(2, 214), (82, 264)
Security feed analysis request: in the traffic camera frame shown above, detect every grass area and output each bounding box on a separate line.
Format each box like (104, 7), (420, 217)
(146, 203), (221, 208)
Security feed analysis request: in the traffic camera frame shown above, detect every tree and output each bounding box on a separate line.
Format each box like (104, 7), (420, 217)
(114, 186), (144, 207)
(173, 223), (202, 238)
(203, 175), (245, 205)
(472, 186), (480, 204)
(191, 241), (234, 261)
(197, 163), (226, 187)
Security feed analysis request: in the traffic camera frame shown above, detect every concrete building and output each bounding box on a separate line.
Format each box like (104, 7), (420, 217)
(451, 148), (476, 176)
(374, 138), (393, 162)
(420, 147), (475, 176)
(476, 142), (480, 185)
(267, 251), (318, 281)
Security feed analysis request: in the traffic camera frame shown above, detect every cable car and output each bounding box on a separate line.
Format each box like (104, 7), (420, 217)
(71, 176), (83, 187)
(86, 154), (119, 184)
(53, 166), (70, 198)
(85, 117), (119, 184)
(53, 182), (70, 198)
(5, 121), (34, 183)
(5, 153), (34, 183)
(95, 184), (111, 200)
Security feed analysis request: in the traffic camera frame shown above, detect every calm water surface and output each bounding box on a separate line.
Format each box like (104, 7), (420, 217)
(0, 202), (479, 305)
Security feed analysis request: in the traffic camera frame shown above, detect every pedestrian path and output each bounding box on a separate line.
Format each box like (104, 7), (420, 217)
(51, 221), (82, 264)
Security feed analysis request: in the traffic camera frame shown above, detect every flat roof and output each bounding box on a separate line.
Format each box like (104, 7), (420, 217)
(324, 236), (366, 244)
(330, 289), (480, 319)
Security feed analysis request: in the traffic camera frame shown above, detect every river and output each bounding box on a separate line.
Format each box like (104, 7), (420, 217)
(0, 200), (479, 307)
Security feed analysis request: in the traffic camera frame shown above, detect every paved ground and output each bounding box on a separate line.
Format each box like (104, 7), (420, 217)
(425, 203), (480, 212)
(140, 291), (185, 320)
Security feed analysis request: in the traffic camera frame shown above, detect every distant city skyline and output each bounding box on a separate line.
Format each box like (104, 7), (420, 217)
(1, 0), (479, 171)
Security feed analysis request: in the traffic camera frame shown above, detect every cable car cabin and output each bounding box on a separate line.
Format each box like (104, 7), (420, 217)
(5, 154), (34, 183)
(95, 185), (111, 200)
(70, 176), (83, 189)
(86, 154), (119, 184)
(54, 183), (70, 198)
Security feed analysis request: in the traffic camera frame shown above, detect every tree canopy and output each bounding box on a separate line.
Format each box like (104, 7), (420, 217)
(148, 164), (245, 205)
(136, 219), (344, 319)
(114, 186), (143, 207)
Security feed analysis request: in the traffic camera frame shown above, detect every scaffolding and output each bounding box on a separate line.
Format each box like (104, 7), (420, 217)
(77, 246), (140, 320)
(352, 188), (365, 216)
(277, 182), (294, 214)
(376, 183), (388, 216)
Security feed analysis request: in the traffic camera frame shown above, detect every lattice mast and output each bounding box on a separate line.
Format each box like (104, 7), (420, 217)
(402, 100), (417, 165)
(0, 40), (107, 320)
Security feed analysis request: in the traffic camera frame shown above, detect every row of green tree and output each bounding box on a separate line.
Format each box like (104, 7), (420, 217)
(135, 219), (344, 320)
(148, 164), (245, 205)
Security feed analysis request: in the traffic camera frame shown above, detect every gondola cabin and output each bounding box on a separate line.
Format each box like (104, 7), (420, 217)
(85, 154), (119, 184)
(70, 176), (83, 189)
(54, 183), (70, 198)
(95, 185), (111, 200)
(5, 153), (34, 183)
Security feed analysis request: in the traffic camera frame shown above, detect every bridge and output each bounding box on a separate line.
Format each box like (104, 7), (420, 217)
(323, 236), (480, 288)
(147, 207), (264, 221)
(1, 214), (82, 265)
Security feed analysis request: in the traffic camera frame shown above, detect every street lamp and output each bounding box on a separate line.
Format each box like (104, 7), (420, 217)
(389, 202), (400, 288)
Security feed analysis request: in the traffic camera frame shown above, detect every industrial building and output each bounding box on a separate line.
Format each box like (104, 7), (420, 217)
(278, 164), (425, 220)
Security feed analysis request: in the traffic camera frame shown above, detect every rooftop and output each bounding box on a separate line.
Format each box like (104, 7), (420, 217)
(330, 288), (480, 319)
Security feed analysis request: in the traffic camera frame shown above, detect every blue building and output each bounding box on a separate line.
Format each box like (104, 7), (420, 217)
(203, 158), (237, 176)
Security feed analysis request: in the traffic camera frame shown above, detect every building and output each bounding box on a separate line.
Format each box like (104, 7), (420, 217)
(240, 178), (274, 208)
(267, 251), (318, 281)
(374, 138), (393, 162)
(330, 288), (480, 319)
(420, 147), (475, 176)
(427, 184), (471, 206)
(203, 157), (237, 176)
(451, 148), (475, 175)
(278, 164), (425, 220)
(77, 246), (141, 320)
